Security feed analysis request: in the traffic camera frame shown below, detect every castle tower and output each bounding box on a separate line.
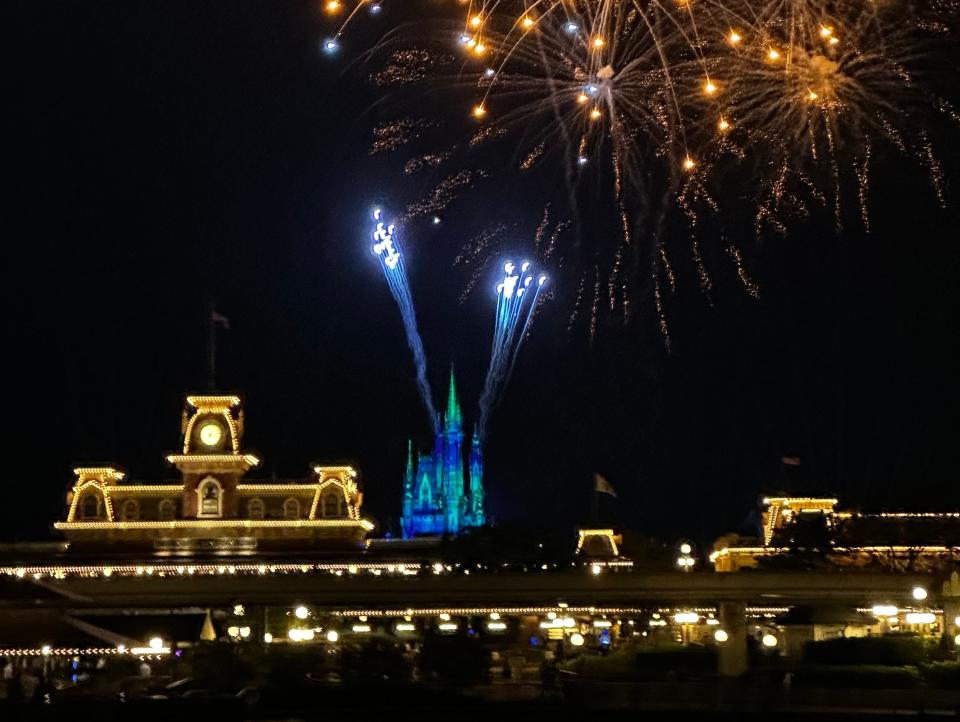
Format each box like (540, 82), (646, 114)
(169, 395), (259, 519)
(442, 368), (464, 533)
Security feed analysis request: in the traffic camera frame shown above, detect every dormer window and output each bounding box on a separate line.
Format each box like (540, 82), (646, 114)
(197, 477), (223, 518)
(80, 494), (100, 520)
(322, 492), (346, 518)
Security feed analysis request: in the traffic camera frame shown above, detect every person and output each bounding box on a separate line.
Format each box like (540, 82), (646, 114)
(139, 660), (152, 677)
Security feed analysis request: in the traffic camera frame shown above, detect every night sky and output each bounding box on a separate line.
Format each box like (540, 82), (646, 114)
(8, 1), (960, 546)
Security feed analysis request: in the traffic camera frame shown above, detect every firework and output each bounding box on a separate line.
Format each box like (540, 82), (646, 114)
(477, 260), (548, 440)
(371, 208), (439, 433)
(334, 0), (955, 342)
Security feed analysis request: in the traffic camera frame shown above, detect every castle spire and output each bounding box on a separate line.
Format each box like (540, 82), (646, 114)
(446, 365), (462, 431)
(403, 440), (414, 492)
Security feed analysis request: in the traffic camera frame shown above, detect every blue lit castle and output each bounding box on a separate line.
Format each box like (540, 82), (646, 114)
(401, 369), (485, 538)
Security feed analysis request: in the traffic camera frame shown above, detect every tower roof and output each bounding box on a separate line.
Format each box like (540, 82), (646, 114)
(446, 366), (462, 428)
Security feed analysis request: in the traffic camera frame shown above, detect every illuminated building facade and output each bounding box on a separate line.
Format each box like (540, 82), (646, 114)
(401, 369), (485, 537)
(55, 394), (373, 553)
(711, 496), (960, 572)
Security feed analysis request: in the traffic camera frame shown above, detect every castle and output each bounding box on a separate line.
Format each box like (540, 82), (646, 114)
(401, 369), (486, 538)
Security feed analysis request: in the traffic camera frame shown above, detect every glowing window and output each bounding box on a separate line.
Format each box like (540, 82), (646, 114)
(283, 498), (300, 519)
(248, 498), (265, 520)
(120, 499), (140, 521)
(197, 477), (223, 518)
(322, 492), (343, 518)
(80, 494), (100, 519)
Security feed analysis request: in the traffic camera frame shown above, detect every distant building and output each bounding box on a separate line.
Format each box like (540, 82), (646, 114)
(401, 369), (485, 538)
(54, 394), (373, 553)
(712, 496), (960, 572)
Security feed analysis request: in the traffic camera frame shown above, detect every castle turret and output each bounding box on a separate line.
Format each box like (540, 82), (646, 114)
(401, 440), (415, 538)
(468, 430), (485, 526)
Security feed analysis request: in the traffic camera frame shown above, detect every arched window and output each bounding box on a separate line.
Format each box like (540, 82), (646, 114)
(248, 498), (265, 520)
(80, 494), (100, 520)
(322, 492), (343, 518)
(120, 499), (140, 521)
(158, 499), (176, 521)
(283, 498), (300, 520)
(197, 477), (223, 518)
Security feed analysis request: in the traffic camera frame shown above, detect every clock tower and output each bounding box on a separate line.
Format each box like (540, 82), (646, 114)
(168, 395), (260, 519)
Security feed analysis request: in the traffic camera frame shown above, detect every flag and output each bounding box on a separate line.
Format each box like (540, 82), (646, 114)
(593, 473), (617, 498)
(211, 309), (231, 330)
(781, 456), (801, 467)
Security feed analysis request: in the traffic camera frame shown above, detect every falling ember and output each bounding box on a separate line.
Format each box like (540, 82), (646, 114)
(325, 0), (341, 13)
(704, 80), (717, 95)
(767, 48), (781, 61)
(470, 14), (482, 28)
(592, 36), (606, 48)
(683, 156), (696, 171)
(718, 116), (730, 131)
(472, 103), (487, 118)
(728, 30), (741, 45)
(807, 89), (819, 101)
(521, 16), (535, 29)
(589, 107), (602, 120)
(576, 92), (588, 104)
(819, 25), (833, 37)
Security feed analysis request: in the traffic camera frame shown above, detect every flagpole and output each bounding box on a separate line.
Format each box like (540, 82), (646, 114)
(208, 297), (217, 391)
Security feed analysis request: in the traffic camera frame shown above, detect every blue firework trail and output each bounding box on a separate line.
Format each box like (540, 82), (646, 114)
(371, 208), (439, 434)
(477, 260), (547, 441)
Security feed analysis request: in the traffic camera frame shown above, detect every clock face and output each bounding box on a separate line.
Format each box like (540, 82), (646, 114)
(199, 422), (223, 447)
